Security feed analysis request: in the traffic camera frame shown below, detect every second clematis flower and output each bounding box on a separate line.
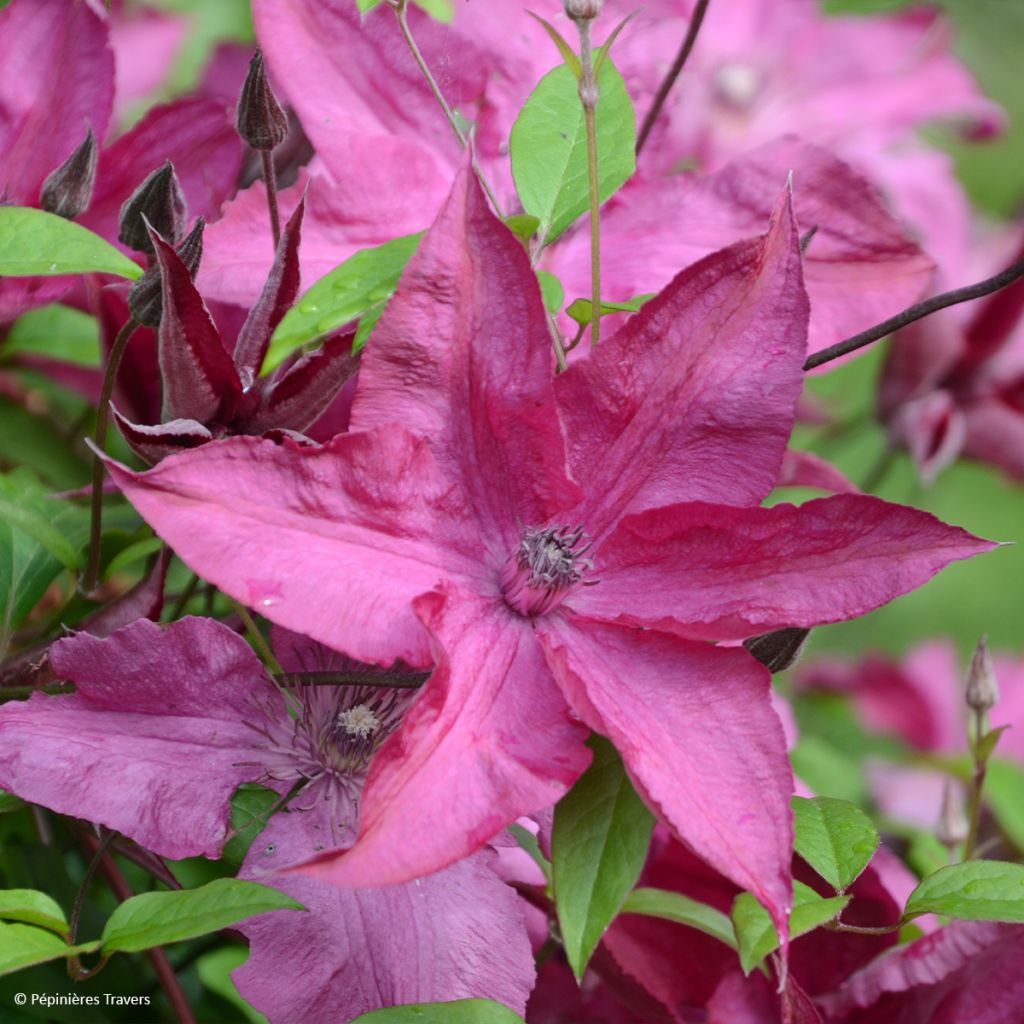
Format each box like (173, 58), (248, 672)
(103, 166), (995, 937)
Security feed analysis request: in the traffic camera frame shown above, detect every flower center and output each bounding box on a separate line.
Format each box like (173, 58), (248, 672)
(337, 704), (382, 739)
(501, 524), (593, 617)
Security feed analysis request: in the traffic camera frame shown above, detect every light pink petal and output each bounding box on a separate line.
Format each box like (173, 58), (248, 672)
(352, 165), (582, 546)
(291, 588), (590, 887)
(0, 0), (113, 204)
(963, 394), (1024, 482)
(777, 450), (859, 494)
(540, 614), (794, 940)
(235, 801), (534, 1022)
(81, 97), (244, 250)
(111, 407), (214, 465)
(108, 7), (188, 121)
(547, 137), (933, 358)
(556, 187), (807, 536)
(0, 277), (75, 323)
(0, 618), (282, 859)
(891, 391), (968, 486)
(820, 923), (1024, 1024)
(570, 495), (995, 640)
(102, 429), (487, 667)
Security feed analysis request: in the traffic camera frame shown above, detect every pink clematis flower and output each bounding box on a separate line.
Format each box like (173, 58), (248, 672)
(0, 616), (535, 1023)
(102, 166), (994, 938)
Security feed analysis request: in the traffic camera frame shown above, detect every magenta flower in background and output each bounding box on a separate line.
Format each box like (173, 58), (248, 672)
(101, 165), (994, 938)
(0, 616), (535, 1022)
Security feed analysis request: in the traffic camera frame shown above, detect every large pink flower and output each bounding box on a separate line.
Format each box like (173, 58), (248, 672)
(0, 616), (535, 1023)
(102, 167), (993, 936)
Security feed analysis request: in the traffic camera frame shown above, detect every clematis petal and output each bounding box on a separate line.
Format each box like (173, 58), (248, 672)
(236, 801), (534, 1023)
(570, 495), (996, 640)
(0, 0), (113, 205)
(290, 587), (590, 887)
(111, 407), (214, 464)
(149, 227), (242, 424)
(233, 195), (306, 386)
(245, 330), (357, 435)
(0, 618), (283, 859)
(351, 165), (583, 547)
(539, 614), (794, 941)
(546, 137), (934, 357)
(556, 186), (808, 537)
(102, 429), (487, 667)
(776, 450), (859, 495)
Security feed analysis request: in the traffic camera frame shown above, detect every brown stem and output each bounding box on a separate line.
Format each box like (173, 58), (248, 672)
(576, 17), (602, 348)
(805, 256), (1024, 370)
(635, 0), (712, 156)
(261, 150), (281, 251)
(68, 829), (117, 978)
(275, 670), (429, 689)
(84, 317), (141, 595)
(825, 919), (905, 936)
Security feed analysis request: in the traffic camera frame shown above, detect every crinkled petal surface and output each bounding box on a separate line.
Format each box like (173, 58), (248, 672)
(352, 165), (582, 549)
(292, 588), (590, 887)
(540, 615), (794, 939)
(102, 429), (486, 667)
(570, 495), (996, 639)
(0, 618), (282, 859)
(236, 800), (534, 1023)
(555, 188), (808, 537)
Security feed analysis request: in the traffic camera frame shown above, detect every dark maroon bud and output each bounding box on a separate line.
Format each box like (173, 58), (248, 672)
(564, 0), (603, 19)
(237, 50), (288, 151)
(39, 128), (99, 219)
(128, 217), (205, 327)
(742, 627), (811, 674)
(118, 161), (187, 254)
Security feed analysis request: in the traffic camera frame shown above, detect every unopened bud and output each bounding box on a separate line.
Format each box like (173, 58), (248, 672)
(966, 635), (999, 712)
(128, 217), (205, 327)
(743, 628), (811, 674)
(936, 780), (968, 848)
(118, 161), (187, 254)
(237, 50), (288, 151)
(39, 128), (98, 219)
(564, 0), (603, 19)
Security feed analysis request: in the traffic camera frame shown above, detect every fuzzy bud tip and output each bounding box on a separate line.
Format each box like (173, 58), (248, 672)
(128, 217), (205, 328)
(936, 781), (968, 847)
(965, 635), (999, 712)
(39, 128), (98, 219)
(118, 161), (187, 255)
(564, 0), (603, 19)
(237, 49), (288, 151)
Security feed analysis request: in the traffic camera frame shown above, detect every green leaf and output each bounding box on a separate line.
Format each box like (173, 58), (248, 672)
(266, 233), (423, 371)
(0, 207), (143, 280)
(353, 999), (525, 1024)
(792, 796), (879, 892)
(0, 922), (98, 976)
(197, 945), (269, 1024)
(0, 789), (24, 815)
(537, 271), (565, 314)
(353, 298), (389, 354)
(102, 536), (162, 581)
(985, 760), (1024, 850)
(0, 494), (83, 572)
(412, 0), (453, 20)
(620, 887), (736, 949)
(552, 735), (655, 980)
(904, 861), (1024, 922)
(524, 12), (582, 79)
(975, 725), (1009, 763)
(100, 879), (303, 955)
(510, 55), (636, 244)
(507, 823), (552, 887)
(790, 736), (869, 805)
(503, 214), (541, 242)
(222, 785), (281, 866)
(356, 0), (385, 12)
(732, 881), (849, 975)
(566, 293), (654, 326)
(0, 889), (69, 937)
(3, 304), (101, 367)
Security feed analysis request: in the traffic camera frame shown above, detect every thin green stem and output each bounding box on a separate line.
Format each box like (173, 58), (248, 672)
(231, 600), (283, 674)
(68, 829), (117, 979)
(168, 571), (202, 620)
(275, 670), (430, 690)
(576, 19), (602, 347)
(963, 707), (988, 860)
(0, 683), (75, 701)
(261, 150), (281, 251)
(83, 317), (140, 595)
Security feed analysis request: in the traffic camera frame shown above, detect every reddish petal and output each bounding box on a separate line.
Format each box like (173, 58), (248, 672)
(571, 496), (996, 640)
(150, 228), (242, 423)
(102, 429), (488, 667)
(777, 450), (859, 494)
(246, 330), (357, 435)
(556, 187), (807, 537)
(291, 588), (590, 887)
(352, 165), (582, 545)
(236, 803), (534, 1022)
(540, 615), (794, 941)
(234, 196), (307, 386)
(0, 618), (282, 859)
(111, 406), (214, 464)
(0, 0), (113, 205)
(76, 548), (171, 638)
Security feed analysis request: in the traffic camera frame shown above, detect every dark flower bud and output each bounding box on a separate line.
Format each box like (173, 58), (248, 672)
(564, 0), (603, 19)
(128, 217), (205, 327)
(237, 50), (288, 151)
(965, 634), (999, 712)
(118, 161), (187, 254)
(936, 780), (967, 848)
(742, 627), (810, 674)
(39, 128), (98, 219)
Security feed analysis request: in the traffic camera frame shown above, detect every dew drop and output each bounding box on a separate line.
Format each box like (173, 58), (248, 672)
(299, 301), (320, 315)
(48, 262), (58, 272)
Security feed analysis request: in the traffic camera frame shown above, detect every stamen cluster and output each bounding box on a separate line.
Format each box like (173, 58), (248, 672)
(501, 524), (594, 617)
